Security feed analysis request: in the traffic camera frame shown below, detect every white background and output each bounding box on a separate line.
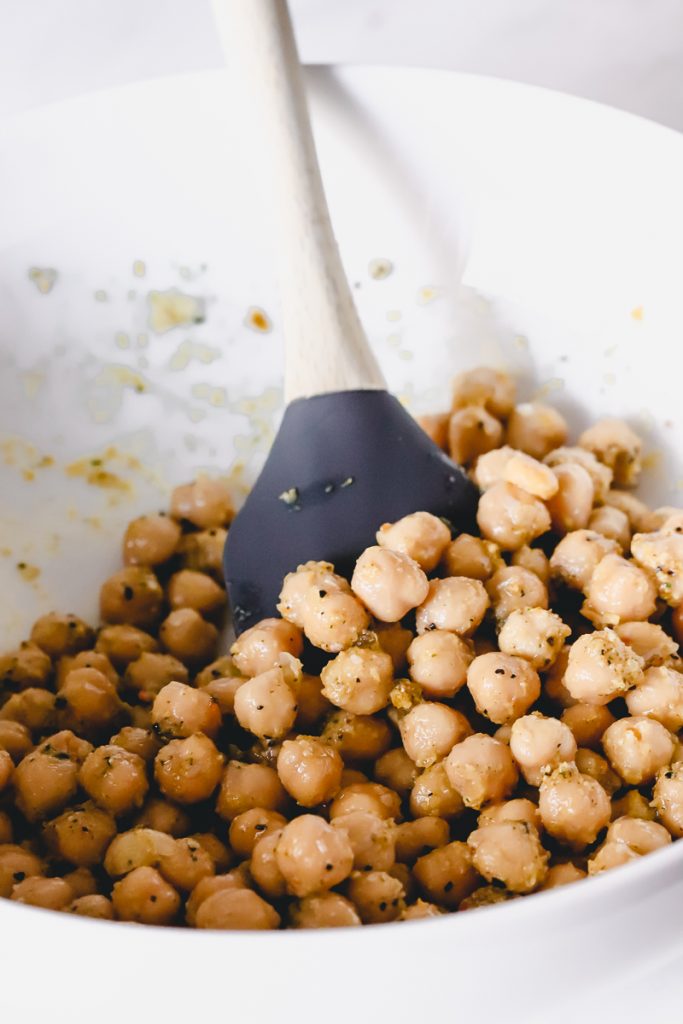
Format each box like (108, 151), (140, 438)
(2, 0), (683, 129)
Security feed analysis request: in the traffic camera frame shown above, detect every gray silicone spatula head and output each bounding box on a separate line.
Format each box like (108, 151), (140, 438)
(213, 0), (477, 634)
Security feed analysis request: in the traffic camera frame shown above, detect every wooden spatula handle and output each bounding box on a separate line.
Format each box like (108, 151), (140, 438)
(211, 0), (386, 403)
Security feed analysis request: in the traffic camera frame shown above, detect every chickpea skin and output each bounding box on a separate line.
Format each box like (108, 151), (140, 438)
(466, 653), (541, 725)
(602, 715), (675, 785)
(159, 608), (218, 668)
(171, 476), (234, 529)
(0, 845), (43, 898)
(415, 577), (489, 637)
(320, 647), (393, 716)
(100, 567), (163, 629)
(30, 612), (94, 658)
(155, 733), (223, 804)
(166, 570), (226, 617)
(332, 811), (396, 872)
(123, 514), (181, 566)
(347, 869), (405, 924)
(538, 763), (610, 847)
(625, 666), (683, 730)
(376, 511), (451, 572)
(112, 865), (180, 925)
(498, 607), (571, 670)
(80, 745), (149, 816)
(410, 761), (465, 820)
(45, 803), (117, 866)
(468, 820), (548, 893)
(290, 892), (361, 928)
(445, 734), (519, 808)
(276, 736), (343, 807)
(506, 402), (568, 460)
(352, 546), (429, 622)
(413, 841), (479, 909)
(231, 618), (303, 678)
(400, 703), (472, 768)
(486, 566), (548, 623)
(477, 481), (551, 551)
(276, 815), (354, 897)
(510, 713), (577, 786)
(452, 367), (516, 419)
(561, 704), (615, 750)
(546, 463), (595, 534)
(502, 451), (559, 499)
(448, 405), (504, 465)
(564, 628), (644, 705)
(407, 630), (473, 699)
(578, 418), (642, 486)
(652, 762), (683, 837)
(216, 761), (288, 821)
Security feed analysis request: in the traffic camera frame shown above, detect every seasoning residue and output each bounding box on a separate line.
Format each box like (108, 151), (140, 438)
(368, 258), (393, 280)
(245, 307), (272, 333)
(28, 267), (57, 294)
(148, 289), (205, 334)
(169, 340), (221, 372)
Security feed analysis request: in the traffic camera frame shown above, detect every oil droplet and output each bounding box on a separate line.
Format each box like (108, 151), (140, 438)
(368, 257), (393, 280)
(631, 306), (644, 321)
(16, 562), (40, 582)
(133, 260), (146, 278)
(245, 307), (272, 333)
(416, 286), (441, 306)
(28, 267), (57, 294)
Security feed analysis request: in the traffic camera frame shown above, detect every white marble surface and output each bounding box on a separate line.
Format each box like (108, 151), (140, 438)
(2, 0), (683, 128)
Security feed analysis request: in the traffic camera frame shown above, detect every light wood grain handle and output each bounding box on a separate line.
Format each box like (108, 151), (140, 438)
(211, 0), (386, 403)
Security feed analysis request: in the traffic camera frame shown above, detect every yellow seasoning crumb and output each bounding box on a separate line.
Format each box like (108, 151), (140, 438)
(148, 289), (205, 333)
(65, 456), (132, 492)
(28, 267), (57, 294)
(368, 257), (394, 280)
(416, 286), (441, 306)
(631, 306), (644, 321)
(245, 307), (272, 333)
(115, 332), (130, 350)
(133, 260), (146, 278)
(21, 469), (35, 482)
(16, 562), (40, 582)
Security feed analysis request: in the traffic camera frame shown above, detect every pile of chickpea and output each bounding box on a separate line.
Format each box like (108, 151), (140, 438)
(2, 367), (683, 930)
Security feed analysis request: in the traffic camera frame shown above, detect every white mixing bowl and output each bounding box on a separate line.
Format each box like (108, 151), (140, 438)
(1, 67), (683, 1023)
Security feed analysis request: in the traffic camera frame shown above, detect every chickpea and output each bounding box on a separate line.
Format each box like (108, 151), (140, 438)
(60, 667), (123, 733)
(276, 736), (343, 807)
(150, 680), (220, 740)
(540, 862), (587, 889)
(538, 763), (610, 847)
(320, 647), (393, 716)
(466, 653), (540, 725)
(123, 514), (181, 566)
(14, 735), (86, 821)
(441, 536), (499, 584)
(112, 865), (180, 925)
(0, 750), (13, 792)
(376, 512), (451, 573)
(611, 789), (656, 822)
(575, 748), (621, 795)
(401, 899), (444, 920)
(395, 817), (450, 863)
(511, 546), (550, 585)
(100, 567), (163, 629)
(604, 489), (654, 532)
(477, 481), (551, 552)
(564, 628), (644, 705)
(290, 892), (361, 928)
(467, 820), (548, 893)
(277, 561), (344, 628)
(549, 530), (619, 592)
(178, 527), (227, 578)
(154, 733), (223, 804)
(0, 642), (52, 690)
(632, 527), (683, 606)
(352, 546), (429, 623)
(0, 812), (13, 844)
(473, 446), (518, 491)
(231, 620), (303, 680)
(303, 590), (370, 654)
(11, 876), (74, 910)
(104, 828), (176, 878)
(30, 612), (94, 658)
(322, 709), (391, 762)
(112, 727), (160, 762)
(216, 761), (287, 821)
(498, 608), (571, 671)
(197, 887), (280, 930)
(171, 476), (234, 529)
(227, 808), (286, 859)
(416, 412), (449, 450)
(448, 405), (504, 465)
(234, 665), (298, 740)
(0, 844), (43, 898)
(413, 841), (479, 909)
(63, 869), (97, 900)
(544, 446), (613, 502)
(45, 803), (116, 866)
(135, 798), (191, 837)
(167, 570), (226, 617)
(589, 816), (671, 874)
(478, 798), (542, 831)
(506, 402), (568, 460)
(0, 721), (32, 763)
(578, 417), (642, 486)
(452, 367), (516, 419)
(159, 608), (218, 668)
(624, 665), (683, 731)
(124, 652), (189, 702)
(332, 811), (396, 872)
(330, 783), (401, 822)
(501, 451), (558, 500)
(587, 506), (631, 551)
(581, 557), (655, 626)
(509, 713), (577, 786)
(415, 577), (489, 638)
(80, 745), (149, 816)
(561, 704), (615, 750)
(486, 566), (548, 623)
(410, 760), (464, 820)
(69, 895), (115, 919)
(602, 715), (674, 785)
(400, 703), (471, 768)
(247, 827), (286, 898)
(0, 688), (57, 733)
(156, 836), (216, 892)
(198, 675), (245, 717)
(653, 762), (683, 836)
(406, 630), (473, 699)
(96, 625), (159, 670)
(347, 869), (405, 924)
(185, 871), (249, 925)
(58, 650), (120, 691)
(614, 622), (678, 668)
(459, 886), (514, 911)
(275, 815), (354, 897)
(673, 606), (683, 647)
(375, 747), (419, 797)
(446, 734), (518, 809)
(546, 463), (595, 534)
